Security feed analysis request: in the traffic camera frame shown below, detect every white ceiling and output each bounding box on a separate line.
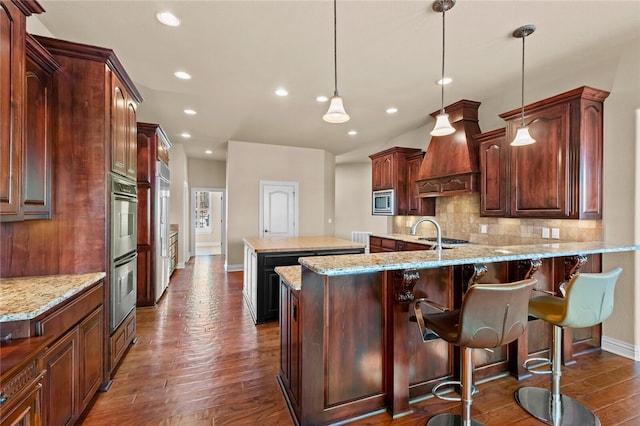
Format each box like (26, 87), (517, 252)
(34, 1), (639, 162)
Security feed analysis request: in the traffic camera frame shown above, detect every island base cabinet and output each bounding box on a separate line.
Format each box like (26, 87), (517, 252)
(278, 280), (301, 420)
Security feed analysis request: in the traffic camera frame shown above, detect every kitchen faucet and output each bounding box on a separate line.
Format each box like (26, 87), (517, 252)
(410, 218), (442, 250)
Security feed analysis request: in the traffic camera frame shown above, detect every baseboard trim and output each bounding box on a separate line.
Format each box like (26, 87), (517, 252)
(601, 336), (640, 361)
(226, 263), (243, 272)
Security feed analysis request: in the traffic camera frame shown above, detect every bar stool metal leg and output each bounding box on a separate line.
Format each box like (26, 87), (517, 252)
(515, 326), (601, 426)
(428, 347), (483, 426)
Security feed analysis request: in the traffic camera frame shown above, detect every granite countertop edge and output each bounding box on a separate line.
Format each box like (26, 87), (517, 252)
(274, 266), (301, 291)
(299, 242), (640, 276)
(243, 236), (365, 253)
(0, 272), (106, 322)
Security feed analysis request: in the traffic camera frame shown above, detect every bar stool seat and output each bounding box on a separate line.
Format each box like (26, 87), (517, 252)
(414, 278), (537, 426)
(515, 267), (623, 426)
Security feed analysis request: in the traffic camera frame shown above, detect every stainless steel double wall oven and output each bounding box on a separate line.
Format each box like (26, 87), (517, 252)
(110, 174), (138, 333)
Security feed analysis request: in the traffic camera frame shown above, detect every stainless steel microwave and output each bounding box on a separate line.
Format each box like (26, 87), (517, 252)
(372, 189), (394, 215)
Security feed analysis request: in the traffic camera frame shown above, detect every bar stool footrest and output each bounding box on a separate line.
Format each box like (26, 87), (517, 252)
(522, 356), (552, 375)
(432, 380), (478, 402)
(515, 386), (601, 426)
(427, 413), (485, 426)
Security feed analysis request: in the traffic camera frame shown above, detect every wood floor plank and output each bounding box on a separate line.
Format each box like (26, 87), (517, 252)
(78, 255), (640, 425)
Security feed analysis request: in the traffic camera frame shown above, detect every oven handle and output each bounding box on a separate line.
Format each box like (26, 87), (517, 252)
(113, 194), (138, 203)
(114, 251), (138, 266)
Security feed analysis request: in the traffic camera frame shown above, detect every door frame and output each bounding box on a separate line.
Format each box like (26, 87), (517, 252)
(259, 180), (299, 238)
(190, 187), (226, 256)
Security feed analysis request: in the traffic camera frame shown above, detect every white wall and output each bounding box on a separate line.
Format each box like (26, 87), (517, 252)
(334, 162), (388, 240)
(168, 144), (189, 268)
(226, 140), (335, 269)
(188, 158), (226, 187)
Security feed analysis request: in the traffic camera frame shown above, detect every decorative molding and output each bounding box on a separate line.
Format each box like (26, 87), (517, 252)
(601, 336), (640, 362)
(393, 269), (419, 303)
(517, 258), (542, 280)
(463, 263), (487, 291)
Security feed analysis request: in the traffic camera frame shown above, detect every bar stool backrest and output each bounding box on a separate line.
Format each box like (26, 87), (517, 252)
(458, 278), (536, 349)
(560, 267), (623, 328)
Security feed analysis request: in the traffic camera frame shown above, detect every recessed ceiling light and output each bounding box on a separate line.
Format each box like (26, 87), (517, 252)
(436, 77), (453, 85)
(348, 130), (358, 136)
(275, 88), (288, 97)
(316, 95), (329, 102)
(386, 107), (399, 114)
(184, 109), (197, 115)
(205, 150), (213, 154)
(174, 71), (191, 80)
(156, 11), (180, 27)
(181, 132), (191, 138)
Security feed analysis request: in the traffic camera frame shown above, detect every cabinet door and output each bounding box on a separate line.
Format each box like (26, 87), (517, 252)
(0, 380), (43, 426)
(0, 1), (26, 219)
(406, 153), (435, 216)
(43, 328), (78, 426)
(124, 95), (137, 180)
(479, 130), (508, 217)
(78, 307), (103, 411)
(111, 77), (128, 178)
(371, 154), (393, 190)
(509, 104), (569, 217)
(289, 292), (301, 406)
(23, 45), (54, 220)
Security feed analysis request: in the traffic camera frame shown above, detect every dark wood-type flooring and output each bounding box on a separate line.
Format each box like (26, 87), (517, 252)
(79, 255), (640, 425)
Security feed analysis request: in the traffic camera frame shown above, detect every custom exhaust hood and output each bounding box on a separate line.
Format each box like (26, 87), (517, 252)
(415, 99), (482, 197)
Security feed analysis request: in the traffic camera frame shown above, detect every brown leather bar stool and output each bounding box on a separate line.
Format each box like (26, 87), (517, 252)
(414, 278), (537, 426)
(515, 267), (623, 426)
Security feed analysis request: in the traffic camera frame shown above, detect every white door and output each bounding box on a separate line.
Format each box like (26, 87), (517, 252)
(260, 181), (298, 238)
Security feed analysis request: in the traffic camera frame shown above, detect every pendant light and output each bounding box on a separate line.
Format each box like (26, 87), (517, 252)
(430, 0), (456, 137)
(323, 0), (350, 123)
(510, 25), (536, 146)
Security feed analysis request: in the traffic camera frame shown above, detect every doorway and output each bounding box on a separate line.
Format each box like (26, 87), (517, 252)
(259, 181), (298, 238)
(191, 187), (225, 256)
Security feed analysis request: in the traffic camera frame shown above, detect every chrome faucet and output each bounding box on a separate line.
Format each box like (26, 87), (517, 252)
(410, 218), (442, 250)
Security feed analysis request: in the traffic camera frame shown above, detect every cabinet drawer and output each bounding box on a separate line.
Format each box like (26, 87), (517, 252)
(36, 282), (103, 339)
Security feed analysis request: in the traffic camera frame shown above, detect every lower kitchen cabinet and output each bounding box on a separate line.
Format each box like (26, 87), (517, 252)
(244, 246), (364, 324)
(109, 308), (136, 374)
(278, 278), (301, 420)
(42, 328), (77, 426)
(169, 228), (178, 276)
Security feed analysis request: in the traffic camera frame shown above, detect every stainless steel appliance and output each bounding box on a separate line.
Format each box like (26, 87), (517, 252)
(110, 174), (138, 332)
(155, 161), (171, 302)
(372, 189), (394, 215)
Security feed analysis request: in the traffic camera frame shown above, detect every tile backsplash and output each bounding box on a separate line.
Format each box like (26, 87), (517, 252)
(392, 194), (602, 245)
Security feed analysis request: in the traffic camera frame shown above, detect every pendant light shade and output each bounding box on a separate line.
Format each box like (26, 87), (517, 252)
(511, 24), (536, 146)
(430, 0), (455, 137)
(323, 0), (349, 123)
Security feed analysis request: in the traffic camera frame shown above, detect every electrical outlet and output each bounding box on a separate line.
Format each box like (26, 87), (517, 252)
(406, 221), (412, 228)
(551, 228), (560, 239)
(480, 224), (488, 234)
(542, 227), (550, 239)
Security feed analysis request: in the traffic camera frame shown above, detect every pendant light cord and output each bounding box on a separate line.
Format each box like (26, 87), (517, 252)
(333, 0), (338, 96)
(440, 6), (446, 114)
(520, 35), (525, 127)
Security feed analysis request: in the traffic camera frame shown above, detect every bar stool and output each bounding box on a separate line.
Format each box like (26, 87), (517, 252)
(414, 278), (537, 426)
(515, 267), (623, 426)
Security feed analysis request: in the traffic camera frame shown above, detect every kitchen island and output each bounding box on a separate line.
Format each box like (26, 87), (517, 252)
(276, 241), (638, 425)
(242, 236), (364, 324)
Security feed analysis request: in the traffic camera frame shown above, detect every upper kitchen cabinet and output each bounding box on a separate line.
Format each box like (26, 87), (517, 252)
(416, 100), (482, 197)
(370, 147), (435, 216)
(477, 128), (508, 217)
(0, 0), (45, 222)
(111, 74), (138, 181)
(22, 34), (59, 220)
(496, 86), (609, 219)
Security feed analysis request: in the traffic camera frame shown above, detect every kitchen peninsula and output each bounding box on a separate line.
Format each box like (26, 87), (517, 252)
(276, 240), (638, 425)
(242, 236), (365, 324)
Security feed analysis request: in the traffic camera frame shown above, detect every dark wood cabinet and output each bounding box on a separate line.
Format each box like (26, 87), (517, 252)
(370, 147), (435, 216)
(42, 328), (77, 426)
(111, 75), (138, 181)
(22, 35), (58, 221)
(0, 1), (45, 222)
(491, 86), (609, 219)
(136, 122), (172, 306)
(0, 336), (49, 426)
(477, 128), (508, 217)
(278, 279), (301, 419)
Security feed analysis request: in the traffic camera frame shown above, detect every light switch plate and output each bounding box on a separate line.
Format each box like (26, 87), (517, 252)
(551, 228), (560, 239)
(542, 228), (550, 239)
(480, 224), (488, 234)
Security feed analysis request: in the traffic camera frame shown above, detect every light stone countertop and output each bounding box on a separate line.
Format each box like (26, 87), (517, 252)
(243, 236), (365, 253)
(274, 266), (301, 291)
(0, 272), (106, 322)
(299, 241), (640, 276)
